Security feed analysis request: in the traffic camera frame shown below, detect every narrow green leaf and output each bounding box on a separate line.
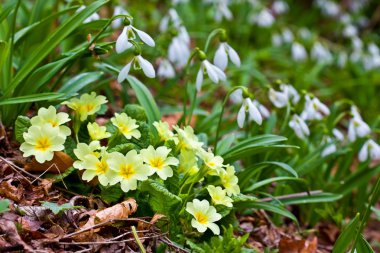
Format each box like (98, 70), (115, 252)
(0, 93), (65, 105)
(332, 213), (360, 253)
(2, 0), (109, 97)
(126, 76), (161, 124)
(279, 193), (342, 205)
(244, 177), (306, 192)
(58, 71), (104, 96)
(257, 161), (298, 178)
(0, 2), (16, 24)
(356, 234), (375, 253)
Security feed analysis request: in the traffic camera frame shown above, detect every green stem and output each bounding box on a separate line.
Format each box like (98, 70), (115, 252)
(214, 86), (246, 154)
(204, 28), (225, 53)
(350, 174), (380, 252)
(131, 226), (146, 253)
(187, 85), (198, 125)
(8, 0), (21, 80)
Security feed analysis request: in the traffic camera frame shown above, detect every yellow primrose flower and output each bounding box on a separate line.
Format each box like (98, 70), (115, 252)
(173, 125), (203, 153)
(219, 165), (240, 196)
(178, 150), (199, 175)
(207, 185), (233, 207)
(87, 122), (111, 140)
(140, 145), (179, 180)
(73, 141), (103, 170)
(199, 150), (224, 175)
(81, 152), (117, 186)
(185, 199), (222, 235)
(111, 113), (141, 140)
(63, 92), (107, 121)
(153, 121), (176, 142)
(107, 150), (151, 192)
(30, 106), (71, 137)
(20, 124), (66, 163)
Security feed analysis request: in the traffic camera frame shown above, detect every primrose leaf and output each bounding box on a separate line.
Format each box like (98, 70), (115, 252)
(123, 104), (148, 122)
(41, 201), (81, 215)
(14, 116), (31, 143)
(0, 199), (10, 213)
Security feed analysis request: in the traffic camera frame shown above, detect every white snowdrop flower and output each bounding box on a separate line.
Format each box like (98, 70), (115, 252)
(337, 52), (347, 68)
(115, 18), (155, 54)
(237, 98), (262, 128)
(321, 137), (337, 157)
(111, 6), (129, 29)
(316, 0), (339, 17)
(348, 117), (371, 142)
(196, 60), (226, 92)
(213, 42), (241, 70)
(333, 128), (345, 141)
(292, 42), (308, 62)
(77, 6), (100, 24)
(350, 50), (362, 63)
(343, 24), (358, 38)
(352, 37), (363, 50)
(272, 0), (288, 14)
(311, 42), (332, 64)
(172, 0), (188, 5)
(272, 33), (283, 46)
(254, 9), (274, 27)
(157, 59), (176, 79)
(214, 0), (233, 22)
(280, 84), (300, 104)
(229, 89), (243, 104)
(269, 88), (288, 108)
(159, 8), (181, 32)
(301, 95), (330, 121)
(289, 114), (310, 139)
(282, 28), (294, 43)
(351, 106), (362, 120)
(253, 100), (270, 118)
(118, 54), (155, 82)
(359, 139), (380, 162)
(340, 14), (351, 25)
(299, 28), (312, 40)
(368, 43), (380, 56)
(168, 27), (191, 68)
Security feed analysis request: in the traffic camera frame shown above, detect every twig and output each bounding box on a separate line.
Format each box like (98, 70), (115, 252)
(59, 233), (166, 245)
(259, 190), (323, 202)
(0, 156), (37, 184)
(159, 237), (191, 253)
(30, 163), (68, 189)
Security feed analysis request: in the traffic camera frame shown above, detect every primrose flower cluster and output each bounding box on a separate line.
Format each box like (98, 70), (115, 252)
(18, 92), (240, 236)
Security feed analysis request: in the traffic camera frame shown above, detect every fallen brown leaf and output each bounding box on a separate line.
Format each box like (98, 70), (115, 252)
(0, 219), (34, 253)
(24, 151), (73, 174)
(279, 237), (318, 253)
(0, 180), (23, 202)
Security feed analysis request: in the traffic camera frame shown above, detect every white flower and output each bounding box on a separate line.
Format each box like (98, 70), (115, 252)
(359, 139), (380, 162)
(229, 88), (243, 104)
(299, 28), (311, 40)
(321, 137), (337, 157)
(186, 199), (222, 235)
(301, 95), (330, 121)
(213, 42), (241, 70)
(30, 106), (71, 137)
(214, 0), (233, 22)
(289, 115), (310, 139)
(196, 60), (226, 92)
(157, 59), (176, 79)
(311, 42), (332, 64)
(199, 150), (224, 175)
(282, 28), (294, 43)
(348, 117), (371, 142)
(343, 24), (358, 38)
(368, 43), (380, 56)
(337, 52), (347, 68)
(269, 88), (288, 108)
(272, 33), (283, 46)
(111, 6), (129, 29)
(237, 98), (262, 128)
(118, 54), (155, 82)
(77, 6), (100, 24)
(160, 8), (181, 32)
(333, 128), (345, 141)
(207, 185), (233, 207)
(111, 113), (141, 140)
(272, 0), (288, 14)
(292, 42), (308, 62)
(115, 18), (155, 54)
(254, 9), (274, 27)
(280, 84), (300, 104)
(219, 165), (240, 196)
(253, 100), (270, 118)
(168, 30), (191, 68)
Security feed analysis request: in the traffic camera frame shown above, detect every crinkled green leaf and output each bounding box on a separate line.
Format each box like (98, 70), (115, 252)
(14, 116), (31, 143)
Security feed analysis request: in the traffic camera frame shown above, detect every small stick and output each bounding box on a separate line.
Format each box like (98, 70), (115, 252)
(59, 234), (165, 245)
(0, 156), (36, 184)
(259, 190), (323, 202)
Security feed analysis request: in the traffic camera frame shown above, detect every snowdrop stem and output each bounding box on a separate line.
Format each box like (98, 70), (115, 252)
(214, 86), (246, 154)
(88, 14), (128, 48)
(204, 28), (225, 53)
(280, 103), (292, 133)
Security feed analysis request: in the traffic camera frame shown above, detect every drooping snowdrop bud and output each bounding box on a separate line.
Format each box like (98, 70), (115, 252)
(348, 117), (371, 142)
(311, 42), (332, 64)
(351, 105), (362, 120)
(359, 139), (380, 162)
(237, 98), (262, 128)
(157, 59), (176, 79)
(168, 26), (191, 68)
(116, 18), (155, 54)
(321, 136), (337, 157)
(214, 0), (233, 22)
(112, 6), (129, 29)
(272, 0), (288, 14)
(254, 9), (274, 27)
(253, 100), (270, 118)
(343, 24), (358, 38)
(229, 89), (243, 104)
(299, 28), (312, 40)
(160, 8), (181, 32)
(77, 6), (100, 24)
(316, 0), (340, 17)
(289, 114), (310, 139)
(333, 128), (345, 141)
(282, 28), (294, 43)
(352, 37), (363, 51)
(280, 84), (300, 104)
(118, 54), (155, 82)
(368, 43), (380, 56)
(269, 88), (288, 108)
(214, 42), (241, 70)
(292, 42), (308, 62)
(196, 58), (226, 92)
(301, 95), (330, 121)
(272, 33), (283, 46)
